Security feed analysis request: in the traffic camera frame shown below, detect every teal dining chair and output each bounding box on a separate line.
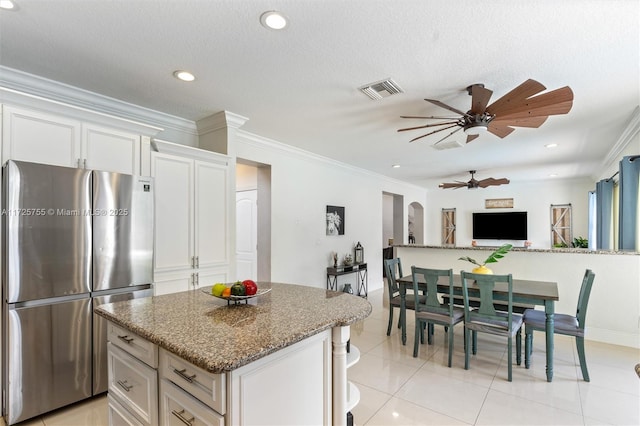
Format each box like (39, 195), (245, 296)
(411, 266), (464, 366)
(384, 258), (422, 336)
(524, 269), (596, 381)
(460, 271), (523, 381)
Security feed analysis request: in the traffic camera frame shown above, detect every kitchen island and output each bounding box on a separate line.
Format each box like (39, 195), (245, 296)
(95, 282), (371, 426)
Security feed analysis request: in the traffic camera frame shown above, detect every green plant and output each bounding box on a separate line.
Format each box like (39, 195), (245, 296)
(458, 244), (513, 267)
(553, 242), (568, 248)
(572, 236), (588, 248)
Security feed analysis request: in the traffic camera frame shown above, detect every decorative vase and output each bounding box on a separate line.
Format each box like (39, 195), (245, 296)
(342, 283), (354, 294)
(472, 265), (493, 274)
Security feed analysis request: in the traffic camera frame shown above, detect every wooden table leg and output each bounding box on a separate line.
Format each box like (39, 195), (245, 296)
(545, 300), (555, 382)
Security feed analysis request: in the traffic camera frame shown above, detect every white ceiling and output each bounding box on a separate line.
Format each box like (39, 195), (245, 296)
(0, 0), (638, 189)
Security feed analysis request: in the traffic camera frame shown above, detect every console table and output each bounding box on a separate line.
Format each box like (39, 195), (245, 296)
(327, 263), (368, 297)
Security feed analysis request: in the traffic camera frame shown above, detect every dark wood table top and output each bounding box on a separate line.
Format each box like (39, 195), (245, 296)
(397, 273), (559, 302)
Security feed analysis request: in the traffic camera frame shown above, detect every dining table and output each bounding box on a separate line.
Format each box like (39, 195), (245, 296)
(397, 273), (559, 382)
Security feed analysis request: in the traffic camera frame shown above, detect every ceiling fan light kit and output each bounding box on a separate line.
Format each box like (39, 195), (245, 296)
(398, 78), (574, 145)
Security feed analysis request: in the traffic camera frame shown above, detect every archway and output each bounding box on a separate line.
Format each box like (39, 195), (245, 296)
(408, 202), (424, 245)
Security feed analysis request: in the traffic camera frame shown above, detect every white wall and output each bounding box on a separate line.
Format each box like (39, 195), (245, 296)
(236, 133), (426, 292)
(424, 178), (593, 249)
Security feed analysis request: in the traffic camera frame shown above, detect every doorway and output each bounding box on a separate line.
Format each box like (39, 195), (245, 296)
(236, 161), (271, 282)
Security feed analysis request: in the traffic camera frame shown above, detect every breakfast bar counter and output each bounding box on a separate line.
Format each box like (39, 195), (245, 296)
(95, 282), (371, 426)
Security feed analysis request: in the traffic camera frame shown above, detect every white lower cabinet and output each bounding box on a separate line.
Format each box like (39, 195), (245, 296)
(160, 380), (224, 426)
(108, 395), (144, 426)
(159, 349), (226, 414)
(107, 321), (348, 426)
(107, 343), (158, 426)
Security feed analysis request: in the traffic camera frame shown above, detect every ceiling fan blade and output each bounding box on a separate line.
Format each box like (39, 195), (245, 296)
(487, 122), (515, 138)
(397, 121), (459, 132)
(409, 123), (460, 142)
(478, 177), (510, 188)
(470, 85), (493, 115)
(466, 134), (480, 143)
(496, 100), (573, 121)
(491, 116), (548, 128)
(439, 182), (468, 189)
(400, 115), (461, 120)
(492, 86), (574, 119)
(431, 126), (463, 146)
(424, 98), (469, 117)
(485, 79), (547, 116)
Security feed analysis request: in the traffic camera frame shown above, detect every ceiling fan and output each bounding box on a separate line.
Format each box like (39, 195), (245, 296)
(439, 170), (509, 189)
(398, 79), (573, 145)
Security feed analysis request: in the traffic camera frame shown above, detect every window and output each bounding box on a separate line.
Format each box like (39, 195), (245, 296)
(441, 208), (456, 246)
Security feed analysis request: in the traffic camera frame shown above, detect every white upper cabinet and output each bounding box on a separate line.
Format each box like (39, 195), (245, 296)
(194, 160), (229, 271)
(151, 152), (194, 273)
(83, 124), (141, 174)
(2, 105), (81, 168)
(2, 105), (141, 174)
(151, 143), (230, 289)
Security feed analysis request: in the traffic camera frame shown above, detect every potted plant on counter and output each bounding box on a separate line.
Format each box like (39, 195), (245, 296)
(458, 243), (513, 274)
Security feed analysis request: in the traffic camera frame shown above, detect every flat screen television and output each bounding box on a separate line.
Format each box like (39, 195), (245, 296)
(472, 211), (528, 240)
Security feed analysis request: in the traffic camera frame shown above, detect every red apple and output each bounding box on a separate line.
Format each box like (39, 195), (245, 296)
(242, 279), (258, 296)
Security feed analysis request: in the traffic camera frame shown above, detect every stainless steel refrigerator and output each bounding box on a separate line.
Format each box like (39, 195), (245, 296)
(1, 160), (154, 425)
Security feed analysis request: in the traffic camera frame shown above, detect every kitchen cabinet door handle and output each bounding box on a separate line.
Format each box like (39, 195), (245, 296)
(171, 409), (195, 425)
(196, 256), (199, 268)
(117, 335), (134, 344)
(77, 158), (81, 168)
(173, 367), (196, 383)
(83, 158), (87, 169)
(117, 379), (132, 392)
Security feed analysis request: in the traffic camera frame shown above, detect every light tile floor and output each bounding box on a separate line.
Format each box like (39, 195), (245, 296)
(2, 287), (639, 426)
(349, 288), (640, 426)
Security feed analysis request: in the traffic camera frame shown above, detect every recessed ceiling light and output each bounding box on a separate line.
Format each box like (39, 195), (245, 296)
(0, 0), (16, 10)
(260, 11), (288, 30)
(173, 70), (195, 82)
(392, 164), (400, 168)
(549, 173), (558, 177)
(545, 143), (558, 148)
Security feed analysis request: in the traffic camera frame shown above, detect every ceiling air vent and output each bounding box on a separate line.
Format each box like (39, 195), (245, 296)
(358, 78), (404, 100)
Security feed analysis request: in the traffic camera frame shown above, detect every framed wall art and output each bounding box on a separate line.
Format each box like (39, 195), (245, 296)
(326, 205), (344, 236)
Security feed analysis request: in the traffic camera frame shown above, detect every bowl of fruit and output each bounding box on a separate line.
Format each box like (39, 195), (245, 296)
(203, 280), (271, 305)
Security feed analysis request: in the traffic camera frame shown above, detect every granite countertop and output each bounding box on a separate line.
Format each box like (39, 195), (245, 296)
(95, 282), (372, 374)
(393, 244), (639, 255)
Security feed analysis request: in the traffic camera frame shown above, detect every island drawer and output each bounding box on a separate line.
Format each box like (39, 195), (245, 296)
(108, 322), (158, 368)
(160, 379), (224, 426)
(108, 342), (158, 426)
(160, 348), (226, 415)
(108, 394), (144, 426)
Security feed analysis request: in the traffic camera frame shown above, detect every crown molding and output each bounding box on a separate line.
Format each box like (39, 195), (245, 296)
(599, 106), (640, 176)
(237, 129), (426, 192)
(196, 110), (249, 135)
(0, 66), (197, 137)
(152, 139), (229, 165)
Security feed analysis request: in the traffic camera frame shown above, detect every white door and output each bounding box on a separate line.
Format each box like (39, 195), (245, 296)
(236, 190), (257, 281)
